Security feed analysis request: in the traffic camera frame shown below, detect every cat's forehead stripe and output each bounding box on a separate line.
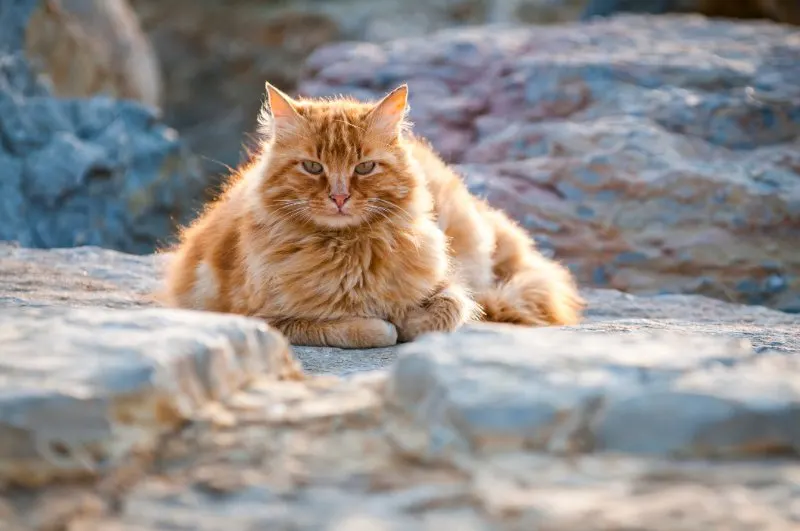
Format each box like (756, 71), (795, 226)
(302, 105), (370, 164)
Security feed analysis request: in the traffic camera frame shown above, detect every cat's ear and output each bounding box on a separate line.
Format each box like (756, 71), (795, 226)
(259, 82), (304, 139)
(368, 84), (409, 136)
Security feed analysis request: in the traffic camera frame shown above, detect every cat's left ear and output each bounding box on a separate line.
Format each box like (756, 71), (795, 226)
(368, 84), (409, 135)
(259, 82), (304, 139)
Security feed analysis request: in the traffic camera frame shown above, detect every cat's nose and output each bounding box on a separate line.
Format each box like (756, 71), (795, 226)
(329, 193), (350, 209)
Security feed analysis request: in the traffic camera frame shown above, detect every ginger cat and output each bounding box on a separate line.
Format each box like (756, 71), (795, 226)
(161, 83), (584, 348)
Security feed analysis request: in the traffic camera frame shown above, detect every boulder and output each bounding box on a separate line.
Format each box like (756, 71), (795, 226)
(0, 244), (798, 529)
(0, 0), (205, 254)
(299, 14), (800, 313)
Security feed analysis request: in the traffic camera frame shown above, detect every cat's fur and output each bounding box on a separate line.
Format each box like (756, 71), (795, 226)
(161, 83), (584, 348)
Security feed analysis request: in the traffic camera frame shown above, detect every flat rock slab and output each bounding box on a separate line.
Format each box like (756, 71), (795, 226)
(0, 305), (300, 487)
(386, 325), (800, 462)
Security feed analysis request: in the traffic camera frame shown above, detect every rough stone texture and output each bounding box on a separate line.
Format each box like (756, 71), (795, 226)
(299, 15), (800, 313)
(127, 0), (589, 177)
(387, 326), (800, 464)
(0, 0), (204, 254)
(0, 306), (300, 488)
(0, 245), (799, 528)
(3, 374), (800, 530)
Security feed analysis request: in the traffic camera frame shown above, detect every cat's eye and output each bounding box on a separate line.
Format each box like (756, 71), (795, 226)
(301, 160), (324, 175)
(354, 161), (376, 175)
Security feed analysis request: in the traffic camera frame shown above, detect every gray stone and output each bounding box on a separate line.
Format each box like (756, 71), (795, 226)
(0, 305), (300, 487)
(385, 325), (800, 462)
(36, 376), (800, 531)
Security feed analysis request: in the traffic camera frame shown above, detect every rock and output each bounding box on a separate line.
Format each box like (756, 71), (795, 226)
(386, 325), (800, 463)
(126, 0), (589, 177)
(25, 0), (162, 108)
(0, 245), (799, 528)
(581, 0), (800, 25)
(299, 15), (800, 313)
(77, 377), (800, 530)
(0, 305), (300, 488)
(0, 1), (205, 254)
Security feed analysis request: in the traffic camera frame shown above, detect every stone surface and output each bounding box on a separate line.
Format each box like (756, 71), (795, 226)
(0, 245), (799, 528)
(0, 304), (300, 488)
(386, 326), (800, 463)
(0, 0), (204, 254)
(4, 375), (800, 530)
(299, 14), (800, 312)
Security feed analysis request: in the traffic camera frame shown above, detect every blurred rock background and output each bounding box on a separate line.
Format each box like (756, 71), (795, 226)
(125, 0), (590, 177)
(3, 0), (800, 311)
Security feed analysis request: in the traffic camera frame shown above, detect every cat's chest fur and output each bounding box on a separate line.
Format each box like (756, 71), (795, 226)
(251, 221), (448, 320)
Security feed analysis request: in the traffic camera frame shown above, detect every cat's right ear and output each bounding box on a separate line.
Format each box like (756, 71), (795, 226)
(259, 82), (304, 139)
(368, 84), (409, 136)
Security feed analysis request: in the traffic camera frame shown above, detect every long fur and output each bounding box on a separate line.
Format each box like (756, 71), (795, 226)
(160, 84), (585, 348)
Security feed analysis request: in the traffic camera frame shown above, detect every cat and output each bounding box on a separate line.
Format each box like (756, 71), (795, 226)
(160, 82), (585, 348)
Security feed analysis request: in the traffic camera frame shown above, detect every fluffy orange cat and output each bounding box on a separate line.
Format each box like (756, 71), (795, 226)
(161, 83), (584, 348)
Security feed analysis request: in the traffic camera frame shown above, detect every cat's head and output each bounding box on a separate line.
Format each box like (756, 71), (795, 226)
(256, 83), (420, 229)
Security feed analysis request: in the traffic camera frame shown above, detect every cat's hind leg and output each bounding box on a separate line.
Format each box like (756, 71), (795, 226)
(476, 209), (585, 326)
(270, 317), (398, 348)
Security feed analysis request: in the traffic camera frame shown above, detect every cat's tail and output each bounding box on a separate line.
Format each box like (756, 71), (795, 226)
(475, 204), (585, 326)
(475, 269), (584, 326)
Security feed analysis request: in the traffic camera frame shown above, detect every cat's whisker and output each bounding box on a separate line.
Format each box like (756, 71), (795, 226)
(272, 204), (313, 226)
(365, 206), (392, 224)
(370, 198), (414, 222)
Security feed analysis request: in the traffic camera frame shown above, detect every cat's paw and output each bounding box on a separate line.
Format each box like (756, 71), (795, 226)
(396, 285), (478, 343)
(332, 318), (398, 349)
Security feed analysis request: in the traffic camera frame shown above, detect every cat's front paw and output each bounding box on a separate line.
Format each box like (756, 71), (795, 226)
(396, 285), (479, 342)
(334, 317), (398, 349)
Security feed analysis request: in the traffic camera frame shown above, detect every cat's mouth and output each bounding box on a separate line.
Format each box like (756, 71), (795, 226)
(314, 210), (362, 228)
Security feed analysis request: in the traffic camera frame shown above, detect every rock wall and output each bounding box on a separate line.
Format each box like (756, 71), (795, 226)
(299, 15), (800, 313)
(0, 0), (204, 254)
(1, 244), (798, 528)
